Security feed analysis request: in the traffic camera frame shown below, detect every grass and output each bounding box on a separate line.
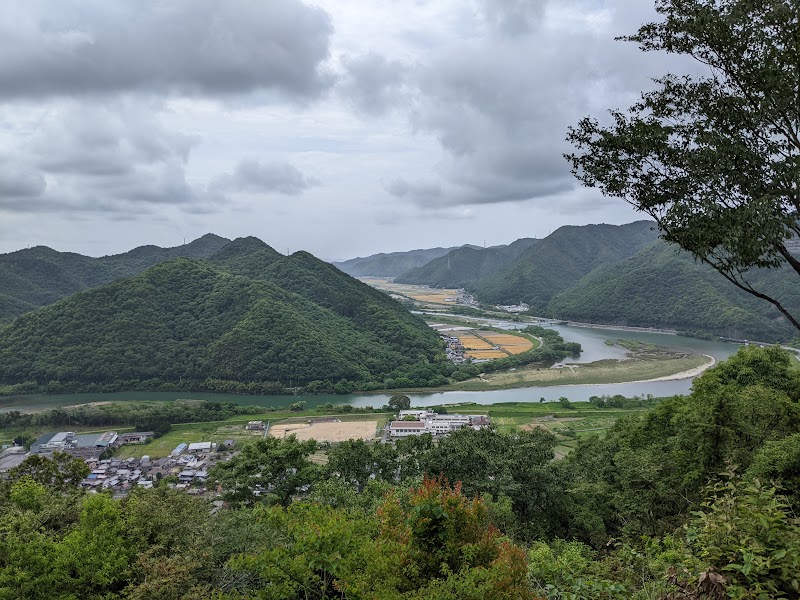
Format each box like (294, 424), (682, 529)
(430, 355), (710, 392)
(420, 401), (650, 457)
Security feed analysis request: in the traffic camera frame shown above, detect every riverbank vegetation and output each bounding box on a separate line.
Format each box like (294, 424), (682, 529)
(1, 347), (799, 598)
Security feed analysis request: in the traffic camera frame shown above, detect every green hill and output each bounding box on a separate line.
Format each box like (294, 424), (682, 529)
(0, 240), (447, 393)
(546, 241), (800, 341)
(395, 238), (538, 289)
(333, 246), (468, 277)
(0, 234), (230, 321)
(473, 221), (659, 309)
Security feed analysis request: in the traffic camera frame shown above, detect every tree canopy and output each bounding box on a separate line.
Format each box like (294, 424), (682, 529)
(566, 0), (800, 331)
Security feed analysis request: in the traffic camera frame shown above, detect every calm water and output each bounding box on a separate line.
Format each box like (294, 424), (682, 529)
(0, 322), (740, 413)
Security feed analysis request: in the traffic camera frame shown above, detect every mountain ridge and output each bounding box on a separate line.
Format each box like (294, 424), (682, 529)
(0, 239), (448, 393)
(0, 234), (231, 321)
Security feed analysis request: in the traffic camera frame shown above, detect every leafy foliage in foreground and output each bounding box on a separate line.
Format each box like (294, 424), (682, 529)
(2, 347), (799, 599)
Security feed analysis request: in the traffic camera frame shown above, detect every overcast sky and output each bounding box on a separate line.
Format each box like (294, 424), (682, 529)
(0, 0), (693, 260)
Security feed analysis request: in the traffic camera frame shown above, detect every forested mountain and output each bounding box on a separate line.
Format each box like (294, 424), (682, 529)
(472, 221), (658, 308)
(547, 241), (800, 340)
(387, 220), (799, 340)
(0, 239), (447, 392)
(332, 246), (468, 277)
(395, 238), (538, 288)
(0, 234), (230, 322)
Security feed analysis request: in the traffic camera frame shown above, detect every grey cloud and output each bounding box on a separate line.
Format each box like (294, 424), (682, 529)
(213, 160), (319, 195)
(31, 104), (196, 179)
(0, 0), (333, 99)
(0, 161), (46, 199)
(0, 100), (221, 216)
(478, 0), (547, 36)
(387, 178), (443, 202)
(339, 53), (408, 116)
(384, 0), (682, 209)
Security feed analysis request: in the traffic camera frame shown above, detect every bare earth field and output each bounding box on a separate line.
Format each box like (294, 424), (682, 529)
(359, 278), (458, 305)
(270, 420), (379, 442)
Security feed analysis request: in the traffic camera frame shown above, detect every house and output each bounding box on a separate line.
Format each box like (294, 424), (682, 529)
(119, 432), (154, 444)
(187, 442), (214, 453)
(245, 421), (265, 430)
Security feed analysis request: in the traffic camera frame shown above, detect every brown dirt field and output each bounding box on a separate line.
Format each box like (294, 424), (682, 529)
(409, 293), (457, 304)
(482, 333), (530, 345)
(270, 420), (379, 442)
(466, 350), (507, 359)
(505, 346), (532, 355)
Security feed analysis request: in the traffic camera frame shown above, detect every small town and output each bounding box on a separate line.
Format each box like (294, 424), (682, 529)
(1, 409), (491, 498)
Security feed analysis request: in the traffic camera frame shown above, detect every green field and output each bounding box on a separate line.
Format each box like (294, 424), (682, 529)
(429, 354), (709, 392)
(424, 401), (650, 456)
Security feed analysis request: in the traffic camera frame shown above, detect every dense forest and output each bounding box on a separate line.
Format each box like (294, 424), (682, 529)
(395, 238), (538, 289)
(546, 241), (800, 340)
(1, 347), (798, 599)
(0, 240), (453, 394)
(0, 234), (230, 322)
(471, 221), (658, 308)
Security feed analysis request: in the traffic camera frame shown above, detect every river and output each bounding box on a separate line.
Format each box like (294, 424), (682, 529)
(0, 322), (740, 413)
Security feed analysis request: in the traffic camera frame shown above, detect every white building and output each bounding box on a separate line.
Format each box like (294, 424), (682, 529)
(389, 411), (490, 438)
(187, 442), (214, 453)
(388, 421), (427, 437)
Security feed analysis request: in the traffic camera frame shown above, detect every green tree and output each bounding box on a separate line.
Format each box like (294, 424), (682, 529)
(5, 452), (90, 492)
(325, 439), (397, 493)
(54, 493), (133, 598)
(211, 436), (320, 506)
(746, 432), (800, 509)
(388, 394), (412, 411)
(418, 428), (564, 539)
(566, 0), (800, 331)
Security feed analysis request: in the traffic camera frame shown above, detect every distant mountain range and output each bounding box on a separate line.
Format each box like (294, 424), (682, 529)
(396, 238), (538, 289)
(0, 237), (447, 393)
(333, 246), (476, 277)
(338, 221), (800, 341)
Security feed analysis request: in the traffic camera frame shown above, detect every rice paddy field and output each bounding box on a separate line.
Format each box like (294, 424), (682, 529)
(359, 278), (459, 305)
(449, 329), (536, 360)
(481, 333), (534, 354)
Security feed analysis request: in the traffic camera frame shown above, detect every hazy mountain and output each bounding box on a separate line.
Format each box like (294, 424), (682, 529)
(0, 234), (231, 321)
(333, 246), (471, 277)
(0, 238), (445, 391)
(396, 238), (538, 289)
